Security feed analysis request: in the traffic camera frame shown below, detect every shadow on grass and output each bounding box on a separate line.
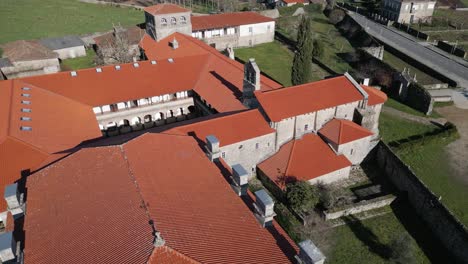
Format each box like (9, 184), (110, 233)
(342, 215), (392, 259)
(390, 199), (456, 263)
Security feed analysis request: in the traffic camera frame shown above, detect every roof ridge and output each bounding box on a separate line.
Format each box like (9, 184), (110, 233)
(284, 139), (297, 178)
(338, 119), (344, 144)
(6, 80), (14, 139)
(259, 75), (347, 95)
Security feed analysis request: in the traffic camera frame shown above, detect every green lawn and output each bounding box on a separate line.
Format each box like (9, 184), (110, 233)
(385, 98), (441, 118)
(328, 205), (432, 264)
(382, 51), (443, 86)
(396, 138), (468, 226)
(236, 41), (295, 86)
(276, 10), (355, 74)
(0, 0), (143, 44)
(61, 49), (96, 71)
(379, 113), (439, 143)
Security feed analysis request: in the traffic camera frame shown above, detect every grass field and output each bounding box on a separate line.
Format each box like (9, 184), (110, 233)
(382, 51), (443, 85)
(235, 41), (330, 86)
(276, 8), (355, 74)
(61, 49), (97, 71)
(327, 204), (436, 264)
(0, 0), (143, 44)
(379, 113), (439, 143)
(396, 138), (468, 226)
(385, 98), (442, 118)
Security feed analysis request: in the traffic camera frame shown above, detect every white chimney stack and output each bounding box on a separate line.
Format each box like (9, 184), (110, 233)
(206, 135), (220, 161)
(295, 240), (326, 264)
(0, 232), (16, 262)
(231, 164), (248, 196)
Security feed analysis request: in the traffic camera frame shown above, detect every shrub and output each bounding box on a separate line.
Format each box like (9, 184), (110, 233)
(317, 183), (335, 210)
(328, 9), (345, 25)
(286, 180), (319, 212)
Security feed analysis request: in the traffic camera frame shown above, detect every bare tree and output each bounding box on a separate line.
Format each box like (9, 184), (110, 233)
(95, 25), (136, 65)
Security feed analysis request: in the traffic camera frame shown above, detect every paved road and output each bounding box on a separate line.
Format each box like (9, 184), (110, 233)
(349, 13), (468, 89)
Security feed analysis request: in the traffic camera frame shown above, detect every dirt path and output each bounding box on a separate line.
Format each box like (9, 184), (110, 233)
(436, 106), (468, 185)
(382, 106), (447, 126)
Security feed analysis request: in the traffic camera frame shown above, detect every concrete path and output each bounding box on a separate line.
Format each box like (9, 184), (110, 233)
(349, 13), (468, 89)
(382, 106), (447, 126)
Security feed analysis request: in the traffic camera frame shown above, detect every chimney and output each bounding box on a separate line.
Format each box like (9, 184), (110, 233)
(231, 164), (248, 196)
(0, 232), (17, 263)
(206, 135), (220, 161)
(363, 78), (370, 86)
(4, 184), (24, 216)
(295, 240), (326, 264)
(242, 58), (261, 108)
(171, 37), (179, 49)
(253, 189), (276, 227)
(153, 231), (165, 247)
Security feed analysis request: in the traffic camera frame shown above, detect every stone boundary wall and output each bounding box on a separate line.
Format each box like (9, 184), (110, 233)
(323, 194), (396, 220)
(392, 22), (430, 41)
(374, 141), (468, 262)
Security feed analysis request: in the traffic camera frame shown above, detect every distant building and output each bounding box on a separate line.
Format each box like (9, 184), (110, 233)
(381, 0), (436, 24)
(0, 40), (60, 79)
(39, 36), (86, 60)
(144, 3), (275, 50)
(278, 0), (309, 7)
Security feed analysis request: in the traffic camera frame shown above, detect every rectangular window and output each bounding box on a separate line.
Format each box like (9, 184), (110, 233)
(249, 27), (253, 33)
(222, 152), (226, 158)
(256, 143), (259, 149)
(350, 149), (354, 155)
(304, 124), (309, 131)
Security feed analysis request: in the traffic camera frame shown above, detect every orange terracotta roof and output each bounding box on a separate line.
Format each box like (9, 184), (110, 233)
(140, 32), (282, 112)
(166, 109), (275, 147)
(21, 56), (208, 107)
(192, 12), (274, 31)
(1, 40), (58, 62)
(0, 79), (101, 212)
(258, 133), (351, 189)
(24, 147), (155, 264)
(362, 85), (388, 106)
(148, 246), (199, 264)
(94, 26), (145, 47)
(256, 76), (365, 122)
(144, 4), (190, 15)
(123, 133), (297, 263)
(319, 119), (373, 145)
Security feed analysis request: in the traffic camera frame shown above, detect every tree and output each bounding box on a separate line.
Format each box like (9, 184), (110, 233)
(328, 9), (345, 25)
(95, 26), (136, 65)
(291, 16), (313, 86)
(312, 39), (325, 60)
(286, 181), (319, 212)
(389, 233), (416, 264)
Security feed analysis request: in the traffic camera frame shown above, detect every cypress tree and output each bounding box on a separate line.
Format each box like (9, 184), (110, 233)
(291, 16), (313, 86)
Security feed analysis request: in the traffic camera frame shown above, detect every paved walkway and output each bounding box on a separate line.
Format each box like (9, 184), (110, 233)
(349, 13), (468, 89)
(382, 106), (447, 126)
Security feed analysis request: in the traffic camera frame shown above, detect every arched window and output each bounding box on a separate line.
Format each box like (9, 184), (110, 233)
(180, 16), (186, 24)
(161, 18), (167, 26)
(171, 17), (177, 25)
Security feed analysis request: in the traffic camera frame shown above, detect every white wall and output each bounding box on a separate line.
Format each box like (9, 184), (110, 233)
(239, 21), (275, 37)
(308, 166), (351, 185)
(54, 46), (86, 60)
(337, 136), (372, 165)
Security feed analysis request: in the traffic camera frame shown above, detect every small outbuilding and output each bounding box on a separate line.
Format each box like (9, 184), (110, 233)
(40, 36), (86, 60)
(0, 40), (60, 79)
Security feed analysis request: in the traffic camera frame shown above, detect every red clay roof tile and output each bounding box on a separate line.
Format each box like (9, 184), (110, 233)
(256, 76), (365, 122)
(166, 109), (275, 147)
(24, 147), (155, 264)
(144, 4), (190, 15)
(123, 133), (297, 263)
(192, 12), (274, 31)
(258, 133), (351, 189)
(319, 119), (373, 145)
(362, 85), (388, 106)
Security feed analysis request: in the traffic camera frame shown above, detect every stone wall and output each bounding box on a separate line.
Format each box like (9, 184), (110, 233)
(323, 194), (396, 220)
(220, 132), (277, 178)
(1, 58), (60, 79)
(336, 136), (372, 165)
(54, 46), (87, 60)
(374, 142), (468, 262)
